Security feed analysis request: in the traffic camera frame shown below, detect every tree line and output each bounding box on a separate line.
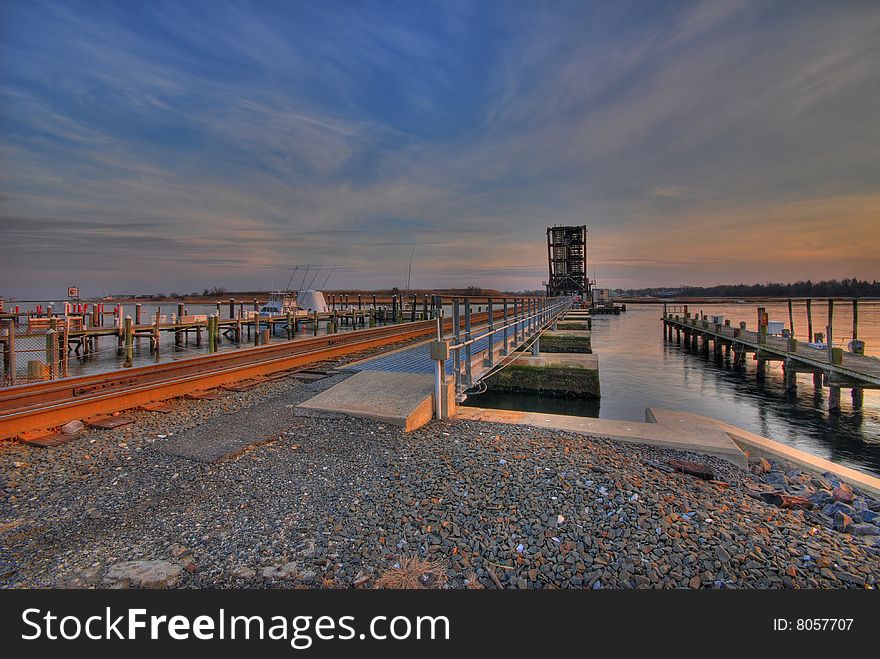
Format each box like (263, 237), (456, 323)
(620, 278), (880, 298)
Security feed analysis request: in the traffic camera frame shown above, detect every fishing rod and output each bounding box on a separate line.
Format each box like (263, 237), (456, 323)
(297, 265), (311, 292)
(285, 264), (300, 293)
(320, 266), (336, 290)
(305, 264), (323, 291)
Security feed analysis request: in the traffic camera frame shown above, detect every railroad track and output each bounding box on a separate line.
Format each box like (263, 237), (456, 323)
(0, 316), (479, 441)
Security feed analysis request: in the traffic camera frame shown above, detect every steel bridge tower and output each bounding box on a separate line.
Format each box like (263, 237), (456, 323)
(545, 225), (589, 299)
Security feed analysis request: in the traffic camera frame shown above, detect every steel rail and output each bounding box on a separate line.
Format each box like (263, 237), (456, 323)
(0, 317), (476, 440)
(0, 307), (511, 440)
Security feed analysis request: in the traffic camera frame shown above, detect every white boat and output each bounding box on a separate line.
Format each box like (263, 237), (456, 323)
(259, 291), (298, 317)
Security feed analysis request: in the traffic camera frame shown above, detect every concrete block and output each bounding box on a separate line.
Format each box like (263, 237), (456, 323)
(539, 329), (591, 353)
(486, 353), (599, 398)
(297, 371), (453, 431)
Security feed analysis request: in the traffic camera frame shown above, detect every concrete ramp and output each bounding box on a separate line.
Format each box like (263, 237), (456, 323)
(646, 408), (880, 497)
(455, 407), (747, 468)
(296, 371), (453, 431)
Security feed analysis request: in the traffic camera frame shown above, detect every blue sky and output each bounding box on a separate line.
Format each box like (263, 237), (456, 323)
(1, 0), (879, 297)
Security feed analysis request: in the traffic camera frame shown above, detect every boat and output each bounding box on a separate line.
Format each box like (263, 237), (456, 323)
(259, 291), (298, 317)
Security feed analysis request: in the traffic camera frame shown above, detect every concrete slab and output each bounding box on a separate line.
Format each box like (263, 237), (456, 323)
(646, 408), (880, 497)
(511, 353), (598, 369)
(296, 371), (453, 431)
(454, 407), (747, 468)
(537, 329), (591, 353)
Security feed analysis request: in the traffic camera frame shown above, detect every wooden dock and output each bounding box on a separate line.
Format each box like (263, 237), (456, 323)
(662, 303), (879, 413)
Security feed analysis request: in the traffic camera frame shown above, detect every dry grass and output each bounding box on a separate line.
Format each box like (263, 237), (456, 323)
(464, 572), (484, 589)
(374, 557), (448, 589)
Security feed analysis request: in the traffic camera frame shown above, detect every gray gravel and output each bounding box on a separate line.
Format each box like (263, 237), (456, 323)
(1, 368), (878, 589)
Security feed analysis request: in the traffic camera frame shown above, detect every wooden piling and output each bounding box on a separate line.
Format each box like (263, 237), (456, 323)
(787, 299), (794, 338)
(153, 308), (161, 352)
(784, 359), (797, 391)
(852, 298), (858, 341)
(124, 316), (133, 367)
(806, 299), (813, 342)
(826, 299), (834, 363)
(829, 385), (841, 414)
(208, 315), (216, 353)
(3, 319), (15, 383)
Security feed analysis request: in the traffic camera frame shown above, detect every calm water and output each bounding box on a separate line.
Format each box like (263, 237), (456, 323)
(467, 301), (880, 477)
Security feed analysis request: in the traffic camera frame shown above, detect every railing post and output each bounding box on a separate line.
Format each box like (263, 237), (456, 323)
(434, 313), (445, 420)
(453, 299), (461, 397)
(486, 298), (494, 366)
(502, 298), (509, 355)
(464, 298), (472, 386)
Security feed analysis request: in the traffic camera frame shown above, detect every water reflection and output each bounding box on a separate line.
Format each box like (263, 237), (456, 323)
(466, 303), (880, 476)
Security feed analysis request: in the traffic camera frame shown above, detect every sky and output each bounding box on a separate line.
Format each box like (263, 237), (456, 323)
(1, 0), (879, 298)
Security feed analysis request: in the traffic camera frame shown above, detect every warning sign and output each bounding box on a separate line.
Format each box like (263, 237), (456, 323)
(68, 287), (79, 298)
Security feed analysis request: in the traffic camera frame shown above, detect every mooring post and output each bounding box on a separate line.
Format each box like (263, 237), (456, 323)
(135, 303), (142, 326)
(153, 308), (161, 353)
(806, 298), (813, 342)
(784, 359), (797, 391)
(3, 319), (16, 383)
(829, 385), (841, 414)
(411, 294), (417, 323)
(826, 299), (834, 363)
(253, 298), (258, 312)
(423, 295), (428, 320)
(286, 312), (292, 339)
(313, 310), (319, 336)
(852, 298), (858, 341)
(124, 315), (133, 367)
(46, 326), (57, 379)
(229, 298), (235, 319)
(852, 388), (863, 409)
(757, 306), (766, 345)
(208, 315), (216, 353)
(787, 299), (794, 339)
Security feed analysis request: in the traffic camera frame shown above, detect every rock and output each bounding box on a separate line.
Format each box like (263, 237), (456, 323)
(716, 547), (731, 563)
(822, 501), (855, 518)
(833, 511), (852, 532)
(809, 490), (833, 506)
(232, 567), (256, 579)
(61, 420), (85, 436)
(749, 457), (772, 474)
(848, 523), (878, 537)
(832, 487), (854, 504)
(103, 560), (183, 589)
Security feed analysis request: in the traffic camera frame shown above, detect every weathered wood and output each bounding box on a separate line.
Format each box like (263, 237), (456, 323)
(668, 459), (714, 480)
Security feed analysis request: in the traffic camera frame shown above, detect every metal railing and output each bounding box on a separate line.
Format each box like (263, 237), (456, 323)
(430, 296), (573, 418)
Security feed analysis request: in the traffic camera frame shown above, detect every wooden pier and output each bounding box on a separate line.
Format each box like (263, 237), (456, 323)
(661, 301), (879, 414)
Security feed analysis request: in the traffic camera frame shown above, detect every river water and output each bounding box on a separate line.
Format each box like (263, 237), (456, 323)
(466, 301), (880, 477)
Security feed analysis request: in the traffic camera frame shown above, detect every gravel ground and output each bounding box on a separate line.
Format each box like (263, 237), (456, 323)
(1, 366), (879, 589)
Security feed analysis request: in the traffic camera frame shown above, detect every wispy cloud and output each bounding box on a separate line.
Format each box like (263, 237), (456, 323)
(1, 0), (878, 297)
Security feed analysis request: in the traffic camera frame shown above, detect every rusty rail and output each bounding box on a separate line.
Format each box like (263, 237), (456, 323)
(0, 310), (502, 440)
